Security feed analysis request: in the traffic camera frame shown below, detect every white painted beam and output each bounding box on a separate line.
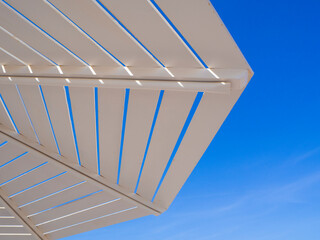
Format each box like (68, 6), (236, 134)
(0, 76), (232, 94)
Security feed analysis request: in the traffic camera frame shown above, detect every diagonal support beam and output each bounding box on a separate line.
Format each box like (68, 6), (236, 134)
(0, 188), (47, 240)
(0, 125), (165, 215)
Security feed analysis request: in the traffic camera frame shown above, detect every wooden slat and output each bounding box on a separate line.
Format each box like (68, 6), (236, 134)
(2, 0), (105, 67)
(13, 173), (82, 207)
(0, 153), (42, 188)
(0, 50), (22, 65)
(2, 162), (60, 197)
(101, 0), (200, 68)
(0, 217), (21, 225)
(0, 236), (34, 240)
(0, 227), (27, 234)
(5, 0), (118, 67)
(68, 87), (97, 173)
(40, 86), (77, 164)
(0, 142), (26, 169)
(154, 91), (242, 207)
(21, 182), (101, 216)
(0, 29), (48, 65)
(30, 191), (117, 225)
(136, 91), (196, 200)
(50, 0), (157, 67)
(0, 85), (37, 142)
(0, 93), (14, 131)
(47, 207), (149, 239)
(99, 88), (124, 183)
(119, 89), (159, 192)
(0, 4), (78, 65)
(39, 199), (133, 233)
(17, 85), (58, 153)
(0, 194), (42, 240)
(156, 0), (251, 70)
(0, 209), (11, 217)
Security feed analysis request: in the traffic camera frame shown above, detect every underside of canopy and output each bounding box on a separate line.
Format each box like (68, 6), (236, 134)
(0, 0), (252, 239)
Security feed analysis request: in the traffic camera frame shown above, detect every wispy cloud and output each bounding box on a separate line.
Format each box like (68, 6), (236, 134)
(258, 170), (320, 203)
(288, 146), (320, 164)
(173, 169), (320, 221)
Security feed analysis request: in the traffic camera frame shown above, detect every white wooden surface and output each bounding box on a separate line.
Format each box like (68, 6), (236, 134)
(0, 202), (38, 240)
(119, 89), (160, 192)
(0, 0), (252, 239)
(0, 85), (37, 142)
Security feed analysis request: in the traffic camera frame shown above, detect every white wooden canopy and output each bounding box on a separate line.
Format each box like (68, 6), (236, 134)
(0, 0), (253, 239)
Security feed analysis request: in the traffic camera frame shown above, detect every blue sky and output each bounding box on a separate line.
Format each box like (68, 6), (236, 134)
(65, 0), (320, 239)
